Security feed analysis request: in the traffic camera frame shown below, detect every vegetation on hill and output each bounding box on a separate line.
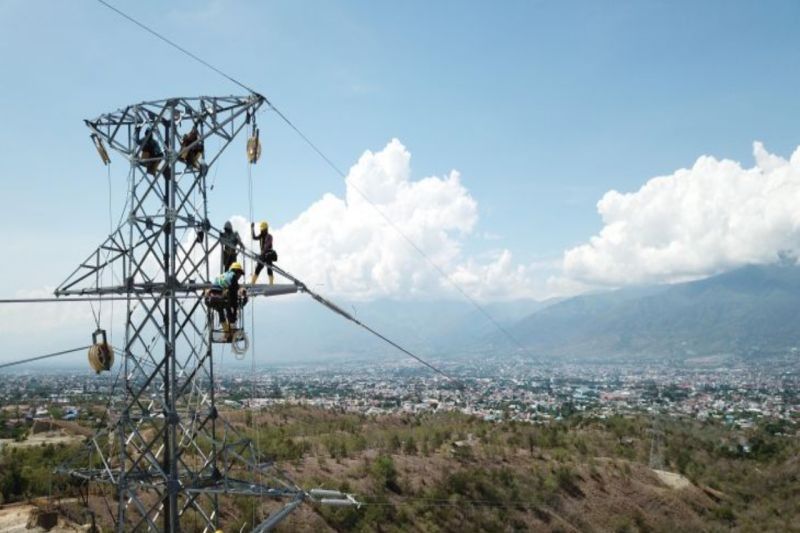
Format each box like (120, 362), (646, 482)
(1, 406), (798, 531)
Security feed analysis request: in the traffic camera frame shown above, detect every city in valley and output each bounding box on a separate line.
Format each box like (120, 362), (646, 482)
(2, 354), (799, 531)
(3, 355), (798, 436)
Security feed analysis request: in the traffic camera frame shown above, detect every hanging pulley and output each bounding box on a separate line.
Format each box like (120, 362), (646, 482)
(247, 126), (261, 164)
(88, 328), (114, 374)
(91, 134), (110, 165)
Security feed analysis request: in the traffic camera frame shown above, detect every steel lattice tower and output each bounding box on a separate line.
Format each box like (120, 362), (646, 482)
(56, 95), (306, 532)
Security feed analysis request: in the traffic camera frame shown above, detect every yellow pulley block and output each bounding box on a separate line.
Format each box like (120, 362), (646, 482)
(88, 328), (115, 374)
(247, 127), (261, 164)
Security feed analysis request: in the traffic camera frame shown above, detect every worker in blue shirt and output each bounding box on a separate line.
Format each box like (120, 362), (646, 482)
(209, 262), (245, 337)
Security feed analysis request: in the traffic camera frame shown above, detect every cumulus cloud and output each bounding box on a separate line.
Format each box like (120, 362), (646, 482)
(562, 142), (800, 286)
(0, 138), (541, 349)
(255, 139), (539, 301)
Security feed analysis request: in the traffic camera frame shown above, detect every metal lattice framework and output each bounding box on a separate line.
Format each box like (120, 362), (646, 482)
(55, 95), (309, 532)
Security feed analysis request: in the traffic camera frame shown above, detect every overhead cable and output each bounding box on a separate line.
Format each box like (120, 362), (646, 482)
(94, 0), (535, 362)
(207, 226), (456, 383)
(95, 0), (259, 96)
(0, 346), (92, 370)
(0, 297), (192, 304)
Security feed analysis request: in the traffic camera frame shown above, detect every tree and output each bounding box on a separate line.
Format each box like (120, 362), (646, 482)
(371, 455), (400, 493)
(403, 436), (418, 455)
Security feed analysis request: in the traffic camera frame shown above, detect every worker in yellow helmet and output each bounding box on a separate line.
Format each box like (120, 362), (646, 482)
(209, 262), (245, 338)
(250, 220), (278, 285)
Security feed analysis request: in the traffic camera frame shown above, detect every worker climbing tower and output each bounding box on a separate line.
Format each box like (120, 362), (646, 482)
(55, 95), (308, 532)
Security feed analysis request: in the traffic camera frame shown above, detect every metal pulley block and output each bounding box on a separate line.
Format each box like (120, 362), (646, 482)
(247, 127), (261, 163)
(88, 328), (114, 374)
(91, 134), (110, 165)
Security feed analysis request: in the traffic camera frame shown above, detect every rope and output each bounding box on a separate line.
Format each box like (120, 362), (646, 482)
(209, 137), (221, 191)
(97, 163), (113, 330)
(107, 162), (115, 346)
(107, 163), (114, 234)
(89, 301), (101, 330)
(247, 145), (262, 528)
(0, 345), (92, 370)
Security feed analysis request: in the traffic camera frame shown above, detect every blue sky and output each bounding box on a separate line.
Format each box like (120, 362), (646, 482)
(2, 0), (800, 361)
(2, 0), (798, 262)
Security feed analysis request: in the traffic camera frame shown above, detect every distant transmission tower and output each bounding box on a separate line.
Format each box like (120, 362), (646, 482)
(55, 95), (309, 532)
(648, 414), (665, 471)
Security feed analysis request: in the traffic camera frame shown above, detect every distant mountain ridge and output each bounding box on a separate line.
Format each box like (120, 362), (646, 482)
(10, 264), (797, 368)
(507, 263), (800, 360)
(247, 296), (548, 363)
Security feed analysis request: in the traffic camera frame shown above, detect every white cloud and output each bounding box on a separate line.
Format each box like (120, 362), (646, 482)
(0, 138), (543, 359)
(260, 138), (539, 301)
(449, 250), (546, 301)
(0, 287), (95, 333)
(562, 142), (800, 286)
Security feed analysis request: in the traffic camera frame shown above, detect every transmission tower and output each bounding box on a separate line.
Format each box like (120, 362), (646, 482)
(648, 413), (665, 471)
(55, 95), (312, 532)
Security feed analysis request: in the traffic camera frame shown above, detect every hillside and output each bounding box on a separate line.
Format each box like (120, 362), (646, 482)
(261, 408), (799, 532)
(508, 263), (800, 360)
(7, 406), (796, 531)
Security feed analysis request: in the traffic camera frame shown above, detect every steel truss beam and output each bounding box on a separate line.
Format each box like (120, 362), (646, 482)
(57, 95), (306, 532)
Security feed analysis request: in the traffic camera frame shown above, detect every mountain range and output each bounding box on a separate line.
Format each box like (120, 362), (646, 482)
(506, 263), (800, 361)
(250, 262), (800, 364)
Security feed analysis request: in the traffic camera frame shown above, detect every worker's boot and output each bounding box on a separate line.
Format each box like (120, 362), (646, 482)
(249, 273), (258, 285)
(268, 274), (274, 285)
(222, 320), (231, 341)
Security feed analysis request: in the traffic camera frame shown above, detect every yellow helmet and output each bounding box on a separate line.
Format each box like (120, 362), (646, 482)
(259, 221), (268, 231)
(229, 262), (244, 273)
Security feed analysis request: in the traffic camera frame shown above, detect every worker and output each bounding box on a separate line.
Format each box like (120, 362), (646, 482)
(135, 126), (164, 177)
(220, 220), (243, 272)
(179, 121), (207, 175)
(208, 262), (245, 338)
(250, 220), (277, 285)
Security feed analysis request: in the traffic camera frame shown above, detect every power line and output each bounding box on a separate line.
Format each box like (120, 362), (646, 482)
(94, 0), (537, 361)
(358, 497), (549, 510)
(0, 296), (193, 304)
(95, 0), (258, 96)
(276, 271), (454, 381)
(307, 290), (456, 382)
(209, 225), (456, 383)
(265, 110), (537, 361)
(0, 345), (91, 370)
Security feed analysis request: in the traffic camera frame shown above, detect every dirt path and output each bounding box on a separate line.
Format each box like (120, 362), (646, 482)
(653, 468), (692, 489)
(0, 503), (87, 532)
